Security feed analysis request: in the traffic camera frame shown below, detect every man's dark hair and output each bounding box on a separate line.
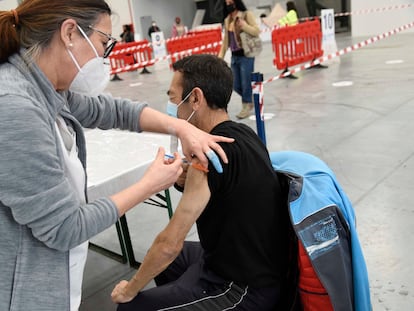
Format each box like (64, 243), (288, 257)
(172, 54), (233, 111)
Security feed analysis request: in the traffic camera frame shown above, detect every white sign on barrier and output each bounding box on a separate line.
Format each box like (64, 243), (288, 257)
(151, 31), (167, 59)
(321, 9), (340, 65)
(321, 9), (335, 37)
(151, 31), (169, 69)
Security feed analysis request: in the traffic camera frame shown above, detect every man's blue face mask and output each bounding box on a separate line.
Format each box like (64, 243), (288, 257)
(166, 100), (180, 118)
(166, 91), (194, 121)
(165, 90), (223, 173)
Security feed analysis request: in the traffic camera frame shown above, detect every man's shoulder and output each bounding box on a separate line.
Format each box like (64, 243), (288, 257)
(212, 121), (265, 156)
(212, 120), (254, 135)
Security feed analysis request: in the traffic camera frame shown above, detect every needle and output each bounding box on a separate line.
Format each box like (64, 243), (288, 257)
(164, 154), (209, 173)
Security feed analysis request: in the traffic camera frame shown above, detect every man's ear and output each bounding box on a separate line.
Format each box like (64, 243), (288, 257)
(60, 18), (77, 48)
(191, 87), (204, 110)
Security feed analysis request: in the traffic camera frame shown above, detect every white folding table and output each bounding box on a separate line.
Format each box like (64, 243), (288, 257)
(86, 129), (173, 268)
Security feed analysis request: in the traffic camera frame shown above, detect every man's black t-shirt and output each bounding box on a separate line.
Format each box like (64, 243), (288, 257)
(197, 120), (288, 288)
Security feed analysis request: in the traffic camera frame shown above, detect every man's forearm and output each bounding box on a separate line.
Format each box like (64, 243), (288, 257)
(125, 233), (182, 296)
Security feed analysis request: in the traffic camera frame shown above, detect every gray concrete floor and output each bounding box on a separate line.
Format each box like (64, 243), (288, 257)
(80, 31), (414, 310)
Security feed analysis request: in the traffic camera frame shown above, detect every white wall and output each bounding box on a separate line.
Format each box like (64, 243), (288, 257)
(244, 0), (277, 10)
(0, 0), (196, 42)
(0, 0), (19, 10)
(108, 0), (198, 41)
(249, 0), (414, 37)
(0, 0), (132, 41)
(351, 0), (414, 36)
(9, 0), (412, 39)
(106, 0), (134, 40)
(129, 0), (197, 40)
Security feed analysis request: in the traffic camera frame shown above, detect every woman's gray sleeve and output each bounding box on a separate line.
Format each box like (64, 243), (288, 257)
(67, 92), (148, 132)
(0, 96), (119, 252)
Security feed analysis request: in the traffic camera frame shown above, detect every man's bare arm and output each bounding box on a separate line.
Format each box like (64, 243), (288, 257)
(111, 162), (211, 303)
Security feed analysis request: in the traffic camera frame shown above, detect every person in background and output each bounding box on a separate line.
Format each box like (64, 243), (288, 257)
(218, 0), (260, 119)
(306, 0), (326, 18)
(147, 20), (161, 39)
(111, 54), (288, 310)
(120, 24), (134, 43)
(278, 1), (299, 26)
(260, 13), (270, 29)
(171, 16), (188, 38)
(0, 1), (233, 310)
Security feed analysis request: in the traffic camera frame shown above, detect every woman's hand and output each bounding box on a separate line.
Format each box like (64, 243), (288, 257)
(110, 147), (183, 217)
(177, 122), (233, 173)
(111, 280), (135, 304)
(236, 17), (247, 29)
(137, 108), (234, 174)
(141, 147), (183, 195)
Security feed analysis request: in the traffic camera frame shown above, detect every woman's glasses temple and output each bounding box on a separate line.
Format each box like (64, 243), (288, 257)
(88, 26), (117, 58)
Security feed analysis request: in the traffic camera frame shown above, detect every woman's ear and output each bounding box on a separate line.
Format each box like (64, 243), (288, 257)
(60, 19), (77, 48)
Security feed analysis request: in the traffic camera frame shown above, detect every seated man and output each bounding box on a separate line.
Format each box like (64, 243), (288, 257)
(111, 54), (289, 310)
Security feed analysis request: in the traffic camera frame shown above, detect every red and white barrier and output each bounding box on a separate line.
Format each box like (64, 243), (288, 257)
(262, 20), (414, 84)
(109, 28), (222, 74)
(333, 3), (413, 18)
(110, 42), (222, 75)
(253, 19), (414, 146)
(109, 5), (413, 76)
(272, 19), (323, 70)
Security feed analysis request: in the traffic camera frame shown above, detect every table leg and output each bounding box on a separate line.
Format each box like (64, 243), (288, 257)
(89, 189), (173, 268)
(89, 219), (128, 264)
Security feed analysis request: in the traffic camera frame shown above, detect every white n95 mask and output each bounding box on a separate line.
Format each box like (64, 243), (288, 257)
(67, 25), (110, 96)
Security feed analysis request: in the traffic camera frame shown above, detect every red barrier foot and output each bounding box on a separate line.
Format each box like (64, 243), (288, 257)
(111, 73), (123, 81)
(140, 67), (152, 74)
(310, 64), (328, 69)
(281, 69), (298, 79)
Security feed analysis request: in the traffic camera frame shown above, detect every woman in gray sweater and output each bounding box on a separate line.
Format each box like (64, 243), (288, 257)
(0, 1), (232, 310)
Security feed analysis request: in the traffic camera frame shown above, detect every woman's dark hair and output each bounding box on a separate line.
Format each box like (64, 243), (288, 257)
(0, 0), (111, 63)
(223, 0), (248, 17)
(172, 54), (233, 111)
(286, 1), (297, 12)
